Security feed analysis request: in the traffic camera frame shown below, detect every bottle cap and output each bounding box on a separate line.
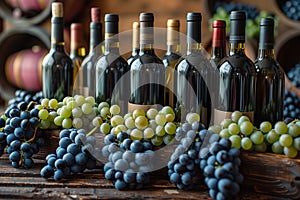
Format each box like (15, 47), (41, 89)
(229, 11), (246, 43)
(260, 18), (274, 26)
(139, 13), (154, 22)
(52, 2), (63, 18)
(71, 23), (83, 50)
(167, 19), (180, 28)
(91, 7), (101, 23)
(213, 20), (226, 28)
(133, 21), (140, 29)
(187, 12), (202, 22)
(105, 14), (119, 22)
(230, 10), (246, 20)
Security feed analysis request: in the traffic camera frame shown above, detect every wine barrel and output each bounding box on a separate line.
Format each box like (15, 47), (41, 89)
(275, 29), (300, 72)
(273, 0), (300, 30)
(5, 47), (47, 92)
(0, 27), (50, 101)
(0, 0), (87, 26)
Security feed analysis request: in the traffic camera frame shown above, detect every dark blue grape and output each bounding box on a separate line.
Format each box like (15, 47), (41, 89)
(114, 179), (127, 190)
(130, 140), (143, 153)
(14, 127), (24, 138)
(54, 169), (65, 181)
(59, 137), (72, 149)
(67, 143), (81, 155)
(62, 153), (75, 166)
(9, 151), (20, 162)
(75, 152), (88, 166)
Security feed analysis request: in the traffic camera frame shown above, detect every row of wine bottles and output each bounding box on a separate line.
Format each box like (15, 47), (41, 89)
(42, 2), (284, 127)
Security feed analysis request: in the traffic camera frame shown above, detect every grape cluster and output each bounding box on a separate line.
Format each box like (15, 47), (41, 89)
(284, 90), (300, 119)
(8, 90), (43, 106)
(287, 63), (300, 88)
(1, 101), (44, 168)
(40, 129), (99, 181)
(168, 121), (206, 190)
(210, 111), (300, 158)
(200, 139), (243, 200)
(282, 0), (300, 21)
(102, 131), (154, 190)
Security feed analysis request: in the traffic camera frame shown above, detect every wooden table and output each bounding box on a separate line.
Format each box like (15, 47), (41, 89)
(0, 151), (293, 200)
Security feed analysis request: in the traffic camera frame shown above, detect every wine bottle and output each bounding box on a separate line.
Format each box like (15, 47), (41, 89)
(95, 14), (130, 111)
(127, 21), (140, 66)
(70, 23), (86, 94)
(175, 12), (211, 126)
(162, 19), (181, 108)
(210, 20), (226, 66)
(215, 11), (257, 124)
(42, 2), (73, 101)
(254, 18), (284, 126)
(81, 7), (102, 97)
(129, 13), (165, 112)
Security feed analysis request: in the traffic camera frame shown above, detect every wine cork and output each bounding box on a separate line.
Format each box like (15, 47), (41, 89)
(91, 7), (101, 23)
(52, 2), (63, 18)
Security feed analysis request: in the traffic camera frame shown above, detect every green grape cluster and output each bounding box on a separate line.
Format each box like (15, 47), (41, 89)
(210, 111), (300, 158)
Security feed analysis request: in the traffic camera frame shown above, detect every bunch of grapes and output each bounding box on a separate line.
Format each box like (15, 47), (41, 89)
(287, 63), (300, 88)
(1, 101), (44, 168)
(168, 120), (206, 190)
(200, 138), (243, 200)
(40, 128), (99, 181)
(8, 90), (43, 106)
(282, 0), (300, 21)
(284, 90), (300, 119)
(210, 111), (300, 158)
(102, 131), (153, 190)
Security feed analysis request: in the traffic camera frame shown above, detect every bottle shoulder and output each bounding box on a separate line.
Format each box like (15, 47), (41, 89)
(43, 49), (72, 66)
(162, 52), (181, 67)
(96, 52), (128, 70)
(218, 53), (256, 73)
(255, 58), (285, 77)
(175, 51), (211, 71)
(131, 53), (163, 70)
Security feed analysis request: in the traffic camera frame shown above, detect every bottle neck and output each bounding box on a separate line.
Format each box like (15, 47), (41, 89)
(258, 49), (274, 60)
(89, 22), (102, 54)
(187, 42), (202, 54)
(104, 37), (120, 55)
(71, 47), (86, 57)
(211, 46), (226, 59)
(229, 42), (245, 55)
(140, 43), (155, 55)
(167, 44), (180, 54)
(139, 26), (154, 55)
(132, 48), (139, 56)
(51, 17), (65, 50)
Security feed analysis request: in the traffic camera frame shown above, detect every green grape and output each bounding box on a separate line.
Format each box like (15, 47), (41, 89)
(220, 118), (233, 129)
(208, 125), (221, 134)
(100, 107), (110, 118)
(110, 127), (117, 135)
(73, 118), (83, 129)
(250, 130), (264, 145)
(38, 109), (49, 120)
(110, 105), (121, 115)
(164, 122), (177, 135)
(35, 104), (43, 110)
(82, 103), (93, 115)
(72, 107), (83, 118)
(166, 113), (175, 122)
(40, 119), (50, 129)
(125, 117), (136, 129)
(135, 116), (148, 130)
(100, 123), (111, 134)
(75, 95), (85, 106)
(60, 106), (71, 118)
(228, 123), (240, 135)
(143, 127), (155, 139)
(163, 134), (175, 145)
(283, 146), (298, 158)
(229, 135), (241, 149)
(48, 111), (57, 122)
(186, 113), (200, 124)
(115, 125), (127, 134)
(98, 102), (110, 110)
(62, 118), (72, 129)
(54, 116), (64, 126)
(57, 108), (61, 115)
(49, 99), (58, 109)
(155, 125), (166, 137)
(274, 121), (288, 135)
(240, 121), (254, 136)
(124, 113), (132, 120)
(130, 129), (143, 140)
(146, 108), (158, 120)
(92, 117), (103, 127)
(161, 106), (175, 122)
(254, 142), (267, 153)
(260, 121), (272, 133)
(241, 137), (253, 150)
(294, 137), (300, 151)
(231, 111), (242, 122)
(266, 130), (279, 144)
(132, 109), (145, 119)
(279, 134), (293, 147)
(148, 119), (158, 130)
(41, 98), (49, 107)
(57, 102), (64, 109)
(111, 115), (125, 127)
(151, 135), (163, 146)
(271, 141), (283, 154)
(219, 128), (231, 138)
(237, 116), (250, 126)
(65, 97), (75, 104)
(155, 113), (167, 126)
(67, 100), (79, 110)
(288, 124), (300, 138)
(85, 96), (95, 105)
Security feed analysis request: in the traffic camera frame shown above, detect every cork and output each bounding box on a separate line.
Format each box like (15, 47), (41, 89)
(91, 7), (101, 23)
(52, 2), (63, 18)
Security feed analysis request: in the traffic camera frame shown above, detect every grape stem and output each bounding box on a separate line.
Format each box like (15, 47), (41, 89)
(86, 126), (98, 137)
(26, 101), (37, 111)
(27, 127), (38, 143)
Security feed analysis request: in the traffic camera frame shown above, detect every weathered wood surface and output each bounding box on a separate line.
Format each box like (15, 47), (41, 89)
(0, 150), (298, 199)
